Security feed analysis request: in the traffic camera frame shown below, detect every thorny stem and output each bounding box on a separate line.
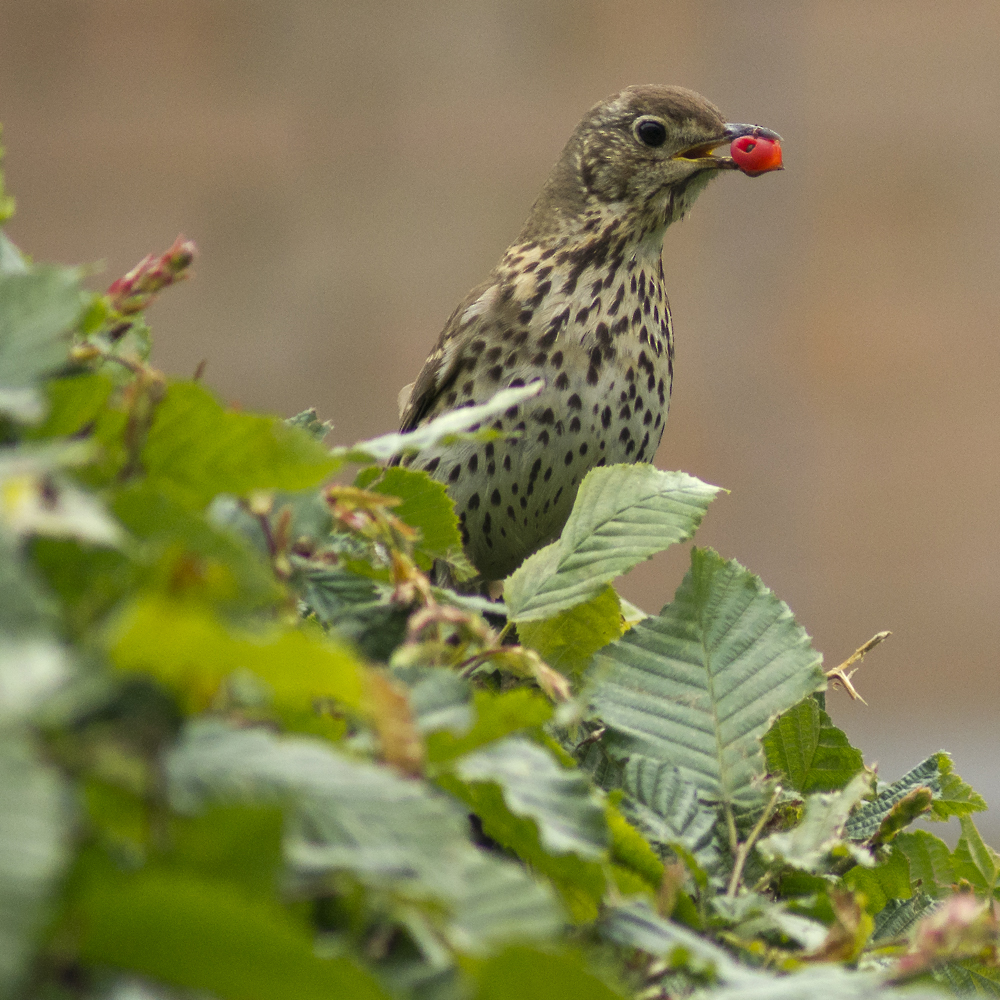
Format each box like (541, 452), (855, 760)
(725, 785), (782, 899)
(826, 630), (891, 705)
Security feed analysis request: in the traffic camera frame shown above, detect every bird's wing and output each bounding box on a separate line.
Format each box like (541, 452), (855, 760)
(398, 276), (500, 433)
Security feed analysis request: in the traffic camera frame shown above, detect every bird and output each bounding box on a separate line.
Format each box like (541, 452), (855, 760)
(396, 85), (780, 583)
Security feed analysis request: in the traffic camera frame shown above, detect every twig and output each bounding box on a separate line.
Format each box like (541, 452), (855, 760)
(726, 785), (782, 899)
(825, 630), (891, 705)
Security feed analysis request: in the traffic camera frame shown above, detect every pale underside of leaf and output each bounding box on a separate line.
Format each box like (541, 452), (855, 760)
(504, 465), (720, 623)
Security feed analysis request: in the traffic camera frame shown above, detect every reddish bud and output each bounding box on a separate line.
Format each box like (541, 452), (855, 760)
(107, 235), (198, 315)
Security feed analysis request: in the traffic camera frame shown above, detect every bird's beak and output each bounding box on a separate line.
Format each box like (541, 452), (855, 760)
(673, 123), (783, 170)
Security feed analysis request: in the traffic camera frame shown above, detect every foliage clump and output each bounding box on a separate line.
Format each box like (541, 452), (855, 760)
(1, 135), (997, 1000)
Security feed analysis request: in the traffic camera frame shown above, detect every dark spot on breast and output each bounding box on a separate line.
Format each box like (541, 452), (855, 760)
(643, 410), (653, 425)
(511, 482), (518, 495)
(486, 346), (502, 362)
(569, 416), (581, 432)
(529, 280), (552, 307)
(544, 467), (552, 481)
(596, 457), (606, 467)
(647, 373), (656, 391)
(503, 455), (512, 471)
(449, 464), (461, 482)
(543, 499), (550, 513)
(619, 427), (632, 443)
(532, 352), (547, 366)
(462, 380), (474, 395)
(579, 442), (588, 455)
(524, 260), (538, 273)
(555, 371), (569, 389)
(513, 330), (529, 346)
(520, 496), (527, 509)
(537, 429), (550, 445)
(468, 454), (479, 473)
(632, 307), (642, 327)
(608, 283), (625, 315)
(576, 307), (589, 324)
(587, 365), (599, 385)
(538, 329), (557, 349)
(619, 405), (631, 420)
(564, 451), (573, 465)
(613, 316), (629, 335)
(507, 505), (516, 520)
(555, 419), (564, 435)
(518, 309), (533, 324)
(470, 339), (486, 354)
(634, 395), (643, 410)
(505, 352), (518, 367)
(566, 393), (581, 410)
(424, 457), (440, 473)
(446, 390), (458, 406)
(655, 414), (662, 428)
(539, 408), (554, 424)
(506, 405), (519, 418)
(551, 351), (563, 368)
(487, 460), (496, 475)
(468, 493), (480, 510)
(491, 489), (501, 505)
(488, 365), (503, 381)
(485, 442), (494, 458)
(483, 512), (492, 534)
(601, 406), (612, 429)
(628, 384), (636, 400)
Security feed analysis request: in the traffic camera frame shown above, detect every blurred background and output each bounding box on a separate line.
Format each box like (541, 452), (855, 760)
(2, 2), (998, 840)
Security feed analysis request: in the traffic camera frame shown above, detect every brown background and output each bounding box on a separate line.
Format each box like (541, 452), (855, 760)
(3, 2), (998, 840)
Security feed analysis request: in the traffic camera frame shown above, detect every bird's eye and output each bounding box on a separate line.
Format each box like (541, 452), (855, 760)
(634, 118), (667, 147)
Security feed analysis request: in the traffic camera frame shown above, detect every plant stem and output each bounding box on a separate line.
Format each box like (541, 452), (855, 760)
(726, 785), (782, 899)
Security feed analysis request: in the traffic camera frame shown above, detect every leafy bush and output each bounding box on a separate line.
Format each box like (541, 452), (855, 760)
(1, 131), (998, 1000)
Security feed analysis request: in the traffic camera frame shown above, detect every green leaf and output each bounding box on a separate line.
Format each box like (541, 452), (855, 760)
(845, 753), (971, 841)
(606, 802), (664, 893)
(72, 850), (388, 1000)
(0, 733), (72, 1000)
(842, 845), (911, 914)
(933, 754), (987, 821)
(25, 371), (115, 441)
(872, 893), (936, 942)
(472, 945), (625, 1000)
(368, 466), (467, 571)
(762, 697), (865, 793)
(167, 722), (564, 952)
(619, 755), (721, 881)
(142, 382), (337, 508)
(600, 900), (758, 985)
(427, 688), (553, 764)
(504, 466), (720, 623)
(440, 775), (606, 923)
(286, 407), (333, 442)
(109, 594), (365, 713)
(0, 234), (24, 275)
(518, 584), (625, 675)
(0, 266), (83, 391)
(454, 736), (608, 859)
(337, 383), (544, 464)
(588, 548), (826, 810)
(895, 830), (955, 898)
(757, 773), (874, 873)
(952, 816), (1000, 896)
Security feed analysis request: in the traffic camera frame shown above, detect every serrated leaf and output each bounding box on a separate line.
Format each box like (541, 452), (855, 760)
(758, 773), (874, 873)
(846, 753), (970, 841)
(843, 844), (911, 914)
(0, 733), (73, 1000)
(873, 893), (937, 942)
(0, 266), (82, 391)
(454, 736), (608, 859)
(72, 849), (388, 1000)
(933, 755), (987, 821)
(395, 667), (473, 735)
(368, 466), (466, 570)
(619, 754), (721, 880)
(338, 382), (544, 464)
(167, 722), (563, 951)
(606, 802), (664, 893)
(952, 816), (1000, 896)
(142, 382), (337, 508)
(518, 584), (625, 675)
(109, 594), (365, 713)
(895, 830), (955, 898)
(762, 697), (865, 793)
(504, 466), (719, 622)
(588, 548), (826, 811)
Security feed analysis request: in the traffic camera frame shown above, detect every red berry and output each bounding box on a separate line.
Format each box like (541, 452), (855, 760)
(730, 135), (783, 176)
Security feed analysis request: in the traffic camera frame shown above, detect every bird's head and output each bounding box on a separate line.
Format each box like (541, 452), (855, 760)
(525, 85), (780, 239)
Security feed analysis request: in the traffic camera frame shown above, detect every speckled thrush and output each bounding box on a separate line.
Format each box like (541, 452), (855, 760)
(397, 85), (781, 582)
